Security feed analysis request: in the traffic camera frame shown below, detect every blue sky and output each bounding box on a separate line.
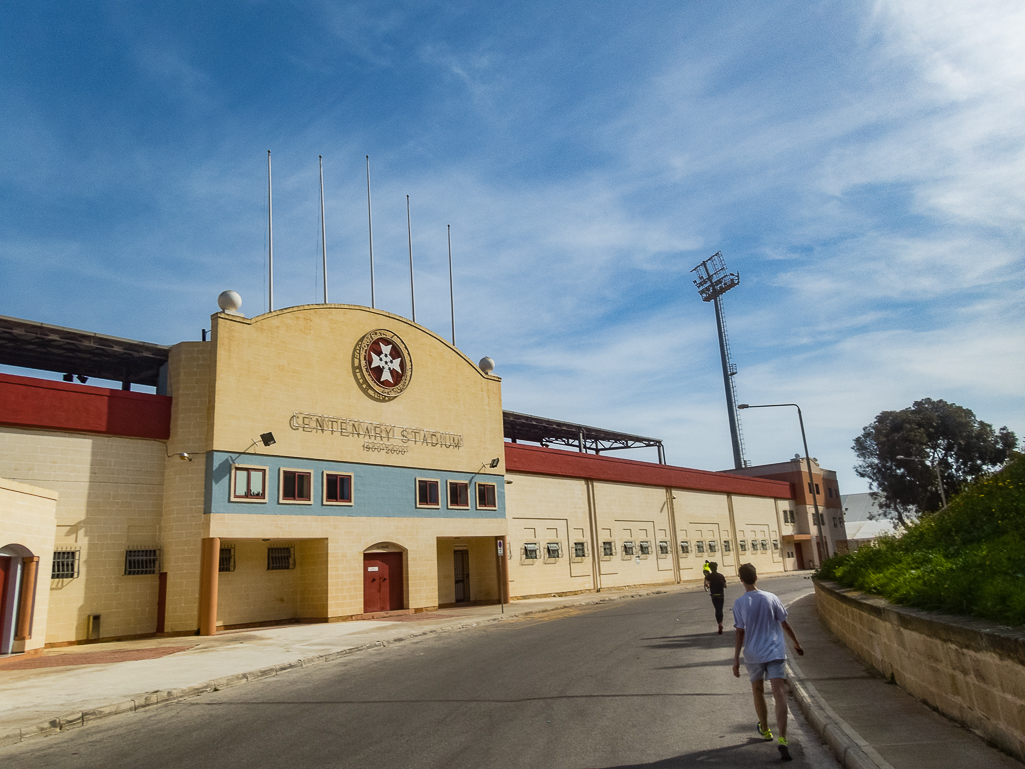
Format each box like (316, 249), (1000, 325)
(2, 1), (1023, 494)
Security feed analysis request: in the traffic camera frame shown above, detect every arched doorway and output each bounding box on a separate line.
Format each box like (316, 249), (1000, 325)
(0, 544), (37, 655)
(363, 543), (405, 614)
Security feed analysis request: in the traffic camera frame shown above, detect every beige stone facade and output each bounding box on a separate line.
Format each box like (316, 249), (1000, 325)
(1, 303), (807, 649)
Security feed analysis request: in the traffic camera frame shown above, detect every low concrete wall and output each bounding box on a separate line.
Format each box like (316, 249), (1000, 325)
(815, 579), (1025, 762)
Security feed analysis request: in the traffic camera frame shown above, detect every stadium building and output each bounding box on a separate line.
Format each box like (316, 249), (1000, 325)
(0, 299), (844, 654)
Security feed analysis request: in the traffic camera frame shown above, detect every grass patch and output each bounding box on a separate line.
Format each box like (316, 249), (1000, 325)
(819, 454), (1025, 627)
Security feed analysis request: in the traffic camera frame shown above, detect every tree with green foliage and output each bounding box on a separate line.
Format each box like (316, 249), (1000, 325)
(853, 398), (1017, 526)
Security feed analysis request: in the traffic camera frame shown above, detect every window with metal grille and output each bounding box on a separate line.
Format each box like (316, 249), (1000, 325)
(267, 546), (295, 571)
(638, 541), (651, 556)
(708, 540), (718, 553)
(573, 541), (586, 558)
(680, 541), (690, 555)
(219, 546), (235, 573)
(448, 481), (469, 508)
(476, 482), (497, 509)
(324, 472), (353, 504)
(723, 540), (732, 553)
(760, 539), (768, 551)
(739, 540), (747, 552)
(417, 479), (440, 507)
(622, 540), (635, 556)
(602, 541), (615, 557)
(523, 542), (539, 560)
(281, 470), (312, 502)
(124, 549), (159, 576)
(695, 540), (705, 554)
(658, 540), (669, 556)
(772, 539), (779, 551)
(51, 549), (80, 579)
(546, 542), (561, 559)
(231, 466), (266, 501)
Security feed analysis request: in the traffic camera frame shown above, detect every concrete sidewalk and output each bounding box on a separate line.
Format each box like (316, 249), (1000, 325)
(1, 578), (1021, 768)
(785, 592), (1022, 769)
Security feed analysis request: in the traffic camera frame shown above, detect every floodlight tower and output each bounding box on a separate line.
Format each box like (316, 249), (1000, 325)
(691, 252), (746, 470)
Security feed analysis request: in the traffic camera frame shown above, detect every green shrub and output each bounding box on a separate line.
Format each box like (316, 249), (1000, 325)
(818, 454), (1025, 626)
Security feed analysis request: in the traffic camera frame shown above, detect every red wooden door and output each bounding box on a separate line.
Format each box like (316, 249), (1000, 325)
(363, 552), (404, 613)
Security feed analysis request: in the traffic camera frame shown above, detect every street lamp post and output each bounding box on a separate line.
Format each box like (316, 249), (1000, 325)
(738, 402), (829, 562)
(895, 455), (947, 509)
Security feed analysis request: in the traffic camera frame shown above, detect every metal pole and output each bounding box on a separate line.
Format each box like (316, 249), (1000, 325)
(713, 295), (743, 469)
(447, 224), (455, 345)
(795, 405), (828, 560)
(267, 150), (274, 313)
(407, 195), (416, 323)
(934, 464), (947, 508)
(739, 402), (828, 561)
(366, 156), (375, 309)
(319, 155), (328, 303)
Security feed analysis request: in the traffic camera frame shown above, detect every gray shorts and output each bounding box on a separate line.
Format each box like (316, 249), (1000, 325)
(745, 659), (786, 683)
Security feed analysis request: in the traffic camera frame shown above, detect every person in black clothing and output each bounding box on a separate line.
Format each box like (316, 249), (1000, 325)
(704, 561), (727, 634)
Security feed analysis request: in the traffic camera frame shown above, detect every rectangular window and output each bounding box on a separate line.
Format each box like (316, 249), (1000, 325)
(623, 541), (635, 556)
(832, 516), (838, 527)
(695, 540), (705, 554)
(639, 540), (651, 555)
(524, 542), (539, 560)
(267, 546), (295, 570)
(760, 539), (768, 551)
(573, 541), (586, 558)
(816, 483), (820, 494)
(602, 541), (615, 557)
(219, 546), (235, 573)
(476, 482), (497, 510)
(324, 472), (353, 505)
(448, 480), (470, 509)
(739, 540), (747, 552)
(51, 549), (80, 579)
(723, 540), (732, 553)
(772, 539), (779, 551)
(124, 549), (159, 576)
(417, 479), (440, 508)
(546, 542), (562, 559)
(231, 466), (266, 501)
(658, 540), (670, 556)
(280, 469), (312, 502)
(708, 540), (718, 553)
(680, 541), (690, 555)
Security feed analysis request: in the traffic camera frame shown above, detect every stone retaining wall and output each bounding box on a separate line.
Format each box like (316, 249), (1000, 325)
(815, 579), (1025, 762)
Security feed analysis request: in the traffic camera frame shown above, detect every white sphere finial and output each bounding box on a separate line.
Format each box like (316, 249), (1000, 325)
(218, 290), (243, 316)
(478, 356), (495, 374)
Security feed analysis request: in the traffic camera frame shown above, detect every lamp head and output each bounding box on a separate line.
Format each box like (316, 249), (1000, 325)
(260, 432), (276, 447)
(489, 457), (500, 468)
(178, 452), (192, 462)
(737, 403), (749, 409)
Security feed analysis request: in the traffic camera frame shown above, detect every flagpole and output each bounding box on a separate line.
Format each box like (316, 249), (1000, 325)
(319, 155), (328, 303)
(366, 155), (375, 309)
(267, 150), (274, 313)
(407, 195), (416, 323)
(448, 224), (455, 346)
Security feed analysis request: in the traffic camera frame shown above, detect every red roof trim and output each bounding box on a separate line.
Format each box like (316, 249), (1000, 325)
(504, 442), (793, 499)
(0, 373), (171, 440)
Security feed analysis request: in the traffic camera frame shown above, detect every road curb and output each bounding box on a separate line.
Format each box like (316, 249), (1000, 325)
(785, 594), (895, 769)
(0, 584), (686, 746)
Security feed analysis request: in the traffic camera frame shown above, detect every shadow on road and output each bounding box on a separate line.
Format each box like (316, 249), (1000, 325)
(642, 632), (728, 651)
(586, 737), (791, 767)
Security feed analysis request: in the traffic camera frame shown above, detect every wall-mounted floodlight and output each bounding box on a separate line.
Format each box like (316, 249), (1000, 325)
(489, 457), (500, 468)
(260, 432), (276, 447)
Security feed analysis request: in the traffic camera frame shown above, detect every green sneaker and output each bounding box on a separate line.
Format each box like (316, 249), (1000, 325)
(757, 722), (773, 741)
(778, 736), (792, 761)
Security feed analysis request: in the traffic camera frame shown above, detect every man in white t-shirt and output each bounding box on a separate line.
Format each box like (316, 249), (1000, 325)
(732, 562), (803, 762)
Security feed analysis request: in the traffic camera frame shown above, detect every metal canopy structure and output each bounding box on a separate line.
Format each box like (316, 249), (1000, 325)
(503, 410), (666, 464)
(0, 315), (170, 389)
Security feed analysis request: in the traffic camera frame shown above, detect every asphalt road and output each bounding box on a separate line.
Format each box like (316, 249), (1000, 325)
(1, 574), (839, 768)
